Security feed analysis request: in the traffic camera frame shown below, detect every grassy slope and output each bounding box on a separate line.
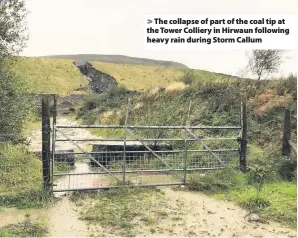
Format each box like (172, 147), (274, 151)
(0, 144), (42, 197)
(11, 57), (89, 95)
(90, 61), (187, 91)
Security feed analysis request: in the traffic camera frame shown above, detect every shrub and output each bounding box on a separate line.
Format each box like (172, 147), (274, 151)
(179, 71), (194, 85)
(246, 164), (271, 196)
(277, 156), (297, 182)
(241, 196), (271, 212)
(188, 166), (246, 193)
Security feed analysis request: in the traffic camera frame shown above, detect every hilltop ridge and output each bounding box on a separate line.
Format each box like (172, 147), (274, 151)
(43, 54), (189, 68)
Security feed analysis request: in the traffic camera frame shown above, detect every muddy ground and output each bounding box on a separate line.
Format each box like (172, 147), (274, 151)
(1, 188), (296, 237)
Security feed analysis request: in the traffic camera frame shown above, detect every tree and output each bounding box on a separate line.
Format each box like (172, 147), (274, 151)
(0, 0), (30, 142)
(0, 0), (28, 59)
(245, 50), (284, 80)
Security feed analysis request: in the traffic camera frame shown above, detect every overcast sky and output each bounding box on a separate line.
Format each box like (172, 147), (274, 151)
(21, 0), (297, 78)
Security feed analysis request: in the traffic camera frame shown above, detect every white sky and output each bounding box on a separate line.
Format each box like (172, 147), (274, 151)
(21, 0), (297, 78)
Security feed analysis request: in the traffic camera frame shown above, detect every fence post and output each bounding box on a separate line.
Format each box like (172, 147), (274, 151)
(240, 101), (247, 172)
(282, 109), (292, 156)
(123, 98), (131, 185)
(51, 94), (58, 191)
(42, 95), (51, 192)
(184, 100), (192, 185)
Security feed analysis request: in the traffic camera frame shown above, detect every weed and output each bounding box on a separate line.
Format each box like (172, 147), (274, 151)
(247, 164), (270, 196)
(0, 220), (48, 237)
(242, 196), (271, 212)
(0, 189), (53, 209)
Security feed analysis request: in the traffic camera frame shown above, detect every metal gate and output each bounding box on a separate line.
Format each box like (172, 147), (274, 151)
(44, 96), (246, 192)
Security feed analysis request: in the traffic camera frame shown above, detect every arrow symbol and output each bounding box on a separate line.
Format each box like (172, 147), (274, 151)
(147, 19), (152, 24)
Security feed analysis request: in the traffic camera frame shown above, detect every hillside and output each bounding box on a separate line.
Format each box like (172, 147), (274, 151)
(10, 56), (233, 94)
(89, 61), (240, 91)
(11, 57), (89, 95)
(44, 54), (189, 68)
(89, 61), (188, 91)
(77, 74), (297, 149)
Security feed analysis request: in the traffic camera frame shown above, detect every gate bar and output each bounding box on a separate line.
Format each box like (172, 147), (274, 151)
(54, 149), (239, 155)
(55, 125), (241, 130)
(54, 167), (226, 176)
(55, 137), (239, 142)
(52, 183), (184, 192)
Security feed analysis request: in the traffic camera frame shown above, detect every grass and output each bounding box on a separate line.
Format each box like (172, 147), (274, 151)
(213, 182), (297, 229)
(0, 220), (48, 237)
(71, 187), (187, 237)
(0, 144), (42, 197)
(11, 57), (89, 95)
(90, 61), (186, 91)
(0, 144), (53, 209)
(54, 162), (74, 174)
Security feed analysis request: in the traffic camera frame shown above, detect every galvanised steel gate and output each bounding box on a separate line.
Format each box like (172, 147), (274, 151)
(45, 97), (246, 192)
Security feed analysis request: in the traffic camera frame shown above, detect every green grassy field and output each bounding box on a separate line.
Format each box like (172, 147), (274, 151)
(11, 57), (89, 95)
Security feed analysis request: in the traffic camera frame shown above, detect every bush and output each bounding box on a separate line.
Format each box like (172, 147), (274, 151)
(188, 176), (230, 192)
(277, 156), (297, 181)
(0, 61), (34, 139)
(179, 71), (194, 85)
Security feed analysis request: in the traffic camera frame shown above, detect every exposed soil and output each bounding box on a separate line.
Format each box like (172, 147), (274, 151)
(1, 188), (296, 237)
(161, 189), (296, 237)
(48, 196), (89, 237)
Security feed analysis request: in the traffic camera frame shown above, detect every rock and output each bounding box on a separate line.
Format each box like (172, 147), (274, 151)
(90, 143), (173, 167)
(53, 149), (75, 166)
(246, 213), (262, 222)
(77, 63), (117, 94)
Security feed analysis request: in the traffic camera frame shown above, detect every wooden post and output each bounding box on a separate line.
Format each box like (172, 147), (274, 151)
(240, 102), (247, 172)
(42, 95), (51, 191)
(282, 109), (291, 156)
(52, 94), (57, 125)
